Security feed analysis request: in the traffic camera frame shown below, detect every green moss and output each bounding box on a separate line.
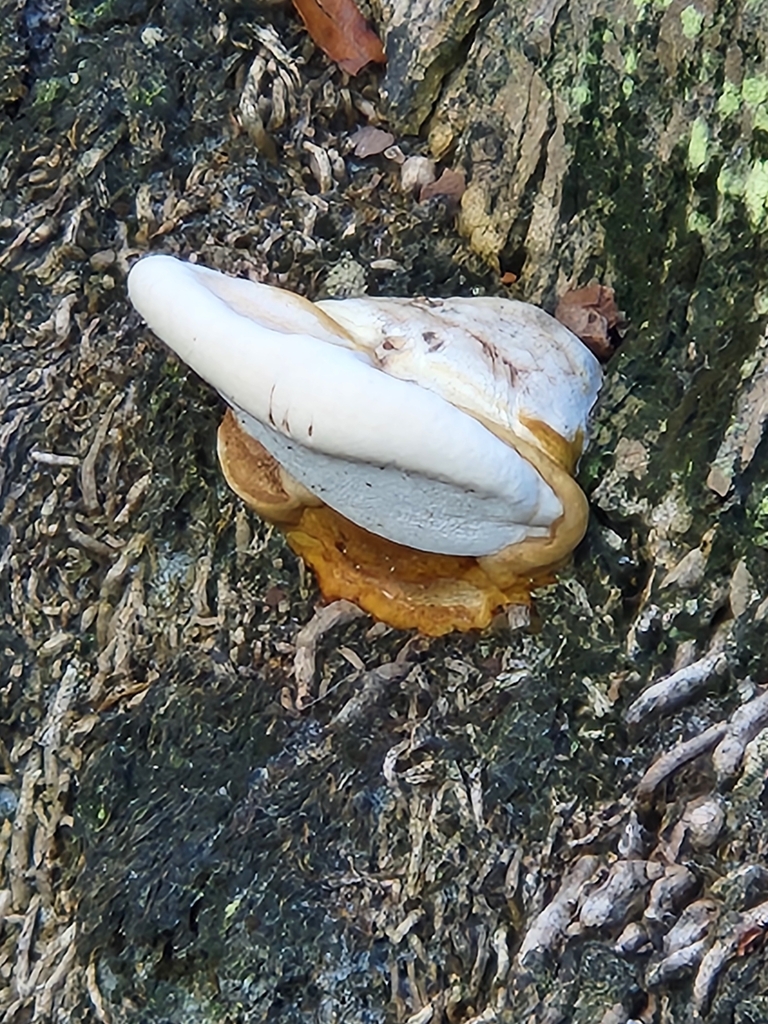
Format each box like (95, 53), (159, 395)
(31, 77), (68, 109)
(745, 160), (768, 227)
(126, 81), (169, 112)
(688, 116), (709, 172)
(718, 161), (742, 197)
(742, 74), (768, 108)
(680, 4), (704, 38)
(687, 208), (711, 234)
(74, 0), (112, 25)
(68, 0), (153, 30)
(748, 490), (768, 548)
(572, 82), (591, 108)
(718, 80), (742, 117)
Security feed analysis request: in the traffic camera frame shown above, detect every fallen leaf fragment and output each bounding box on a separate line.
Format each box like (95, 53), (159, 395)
(292, 0), (386, 75)
(303, 140), (333, 191)
(555, 282), (625, 361)
(419, 168), (466, 204)
(350, 125), (395, 157)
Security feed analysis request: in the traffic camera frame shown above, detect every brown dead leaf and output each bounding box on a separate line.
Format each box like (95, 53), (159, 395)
(555, 282), (625, 361)
(292, 0), (386, 75)
(350, 125), (395, 157)
(419, 168), (466, 204)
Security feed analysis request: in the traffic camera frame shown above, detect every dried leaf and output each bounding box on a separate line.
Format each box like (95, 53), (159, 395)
(303, 140), (333, 191)
(419, 168), (466, 204)
(555, 283), (625, 361)
(350, 125), (395, 157)
(292, 0), (386, 75)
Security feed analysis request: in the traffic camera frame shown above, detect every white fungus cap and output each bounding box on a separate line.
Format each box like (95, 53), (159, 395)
(127, 255), (602, 557)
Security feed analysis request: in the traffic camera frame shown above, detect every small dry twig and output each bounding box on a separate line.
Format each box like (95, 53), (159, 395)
(517, 855), (599, 965)
(29, 450), (80, 468)
(86, 959), (111, 1023)
(80, 393), (122, 514)
(625, 652), (728, 726)
(293, 600), (365, 709)
(712, 688), (768, 779)
(692, 899), (768, 1014)
(113, 472), (151, 526)
(636, 723), (728, 802)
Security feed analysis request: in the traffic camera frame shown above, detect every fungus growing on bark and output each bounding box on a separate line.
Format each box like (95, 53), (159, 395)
(128, 255), (603, 634)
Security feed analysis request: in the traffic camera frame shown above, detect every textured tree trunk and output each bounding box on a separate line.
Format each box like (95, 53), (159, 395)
(2, 0), (768, 1020)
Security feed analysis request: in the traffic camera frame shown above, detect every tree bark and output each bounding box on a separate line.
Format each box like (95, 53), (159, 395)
(1, 0), (768, 1020)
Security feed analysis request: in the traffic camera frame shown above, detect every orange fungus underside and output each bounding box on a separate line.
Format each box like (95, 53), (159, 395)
(217, 411), (554, 635)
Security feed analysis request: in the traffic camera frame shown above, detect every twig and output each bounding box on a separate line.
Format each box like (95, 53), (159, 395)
(625, 652), (728, 726)
(518, 856), (599, 965)
(29, 450), (80, 468)
(330, 658), (413, 728)
(113, 472), (151, 526)
(293, 600), (365, 709)
(712, 688), (768, 779)
(65, 517), (121, 559)
(9, 750), (41, 908)
(635, 723), (727, 802)
(86, 960), (111, 1023)
(80, 393), (122, 514)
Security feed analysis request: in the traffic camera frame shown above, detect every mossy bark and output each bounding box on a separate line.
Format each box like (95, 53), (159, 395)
(1, 0), (768, 1021)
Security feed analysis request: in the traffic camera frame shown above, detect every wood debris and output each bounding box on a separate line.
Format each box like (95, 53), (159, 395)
(625, 650), (728, 726)
(292, 600), (365, 708)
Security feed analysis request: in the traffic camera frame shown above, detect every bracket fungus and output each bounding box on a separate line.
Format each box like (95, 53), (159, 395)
(128, 255), (603, 634)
